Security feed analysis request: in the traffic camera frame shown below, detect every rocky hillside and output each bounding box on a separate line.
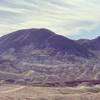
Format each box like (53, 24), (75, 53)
(0, 28), (100, 85)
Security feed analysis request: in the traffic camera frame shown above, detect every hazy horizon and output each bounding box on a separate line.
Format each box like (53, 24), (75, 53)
(0, 0), (100, 39)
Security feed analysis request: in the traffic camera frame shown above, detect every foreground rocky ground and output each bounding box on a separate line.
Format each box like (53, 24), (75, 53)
(0, 84), (100, 100)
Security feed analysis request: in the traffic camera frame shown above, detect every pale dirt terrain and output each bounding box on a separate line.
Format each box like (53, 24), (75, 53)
(0, 84), (100, 100)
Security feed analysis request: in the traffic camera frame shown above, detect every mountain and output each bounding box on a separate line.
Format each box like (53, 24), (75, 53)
(0, 28), (100, 86)
(77, 36), (100, 50)
(0, 28), (55, 52)
(0, 28), (93, 57)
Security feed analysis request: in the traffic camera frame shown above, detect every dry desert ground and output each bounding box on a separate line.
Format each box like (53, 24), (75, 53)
(0, 84), (100, 100)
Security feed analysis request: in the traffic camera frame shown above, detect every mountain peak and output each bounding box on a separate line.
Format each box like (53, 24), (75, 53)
(0, 28), (57, 51)
(14, 28), (56, 35)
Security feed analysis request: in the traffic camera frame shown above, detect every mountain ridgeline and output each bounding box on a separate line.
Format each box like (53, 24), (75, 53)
(0, 28), (95, 57)
(0, 28), (100, 86)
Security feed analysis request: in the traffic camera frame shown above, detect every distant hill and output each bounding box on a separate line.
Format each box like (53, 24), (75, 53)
(77, 36), (100, 50)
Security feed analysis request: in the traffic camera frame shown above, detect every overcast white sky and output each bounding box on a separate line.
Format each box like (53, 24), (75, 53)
(0, 0), (100, 39)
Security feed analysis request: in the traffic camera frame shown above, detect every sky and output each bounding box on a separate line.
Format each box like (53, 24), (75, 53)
(0, 0), (100, 39)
